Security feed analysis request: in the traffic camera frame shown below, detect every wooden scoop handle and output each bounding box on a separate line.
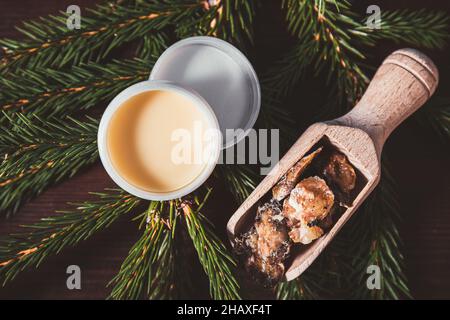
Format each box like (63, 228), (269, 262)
(332, 48), (439, 156)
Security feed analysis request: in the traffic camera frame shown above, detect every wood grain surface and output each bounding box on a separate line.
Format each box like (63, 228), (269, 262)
(0, 0), (449, 299)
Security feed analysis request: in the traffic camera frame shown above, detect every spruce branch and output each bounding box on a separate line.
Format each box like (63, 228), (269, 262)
(276, 278), (318, 300)
(217, 165), (258, 204)
(135, 32), (168, 61)
(0, 189), (141, 285)
(0, 113), (98, 216)
(266, 0), (449, 107)
(108, 202), (177, 300)
(347, 164), (410, 299)
(0, 1), (206, 71)
(177, 0), (256, 46)
(0, 58), (152, 117)
(182, 189), (241, 300)
(416, 96), (450, 143)
(364, 9), (450, 49)
(214, 0), (256, 45)
(265, 0), (370, 103)
(257, 85), (297, 147)
(276, 240), (351, 300)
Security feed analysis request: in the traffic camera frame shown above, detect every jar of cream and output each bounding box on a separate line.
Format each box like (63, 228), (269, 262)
(98, 37), (260, 200)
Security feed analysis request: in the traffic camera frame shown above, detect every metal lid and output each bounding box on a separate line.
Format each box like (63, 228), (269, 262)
(150, 36), (261, 149)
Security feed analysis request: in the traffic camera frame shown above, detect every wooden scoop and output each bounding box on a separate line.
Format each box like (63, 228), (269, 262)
(227, 48), (439, 281)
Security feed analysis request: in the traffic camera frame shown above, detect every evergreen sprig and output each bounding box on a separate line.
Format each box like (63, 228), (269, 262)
(217, 165), (258, 204)
(110, 192), (242, 300)
(0, 58), (152, 117)
(108, 202), (177, 300)
(276, 275), (321, 300)
(180, 0), (256, 46)
(366, 9), (450, 49)
(347, 164), (410, 299)
(182, 189), (241, 300)
(0, 1), (205, 71)
(135, 32), (168, 60)
(0, 113), (98, 216)
(0, 189), (141, 284)
(416, 96), (450, 143)
(265, 0), (370, 103)
(266, 0), (449, 107)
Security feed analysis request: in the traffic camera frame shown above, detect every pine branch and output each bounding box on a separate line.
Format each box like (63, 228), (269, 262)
(211, 0), (256, 46)
(182, 189), (241, 300)
(364, 9), (450, 49)
(217, 165), (258, 204)
(108, 201), (177, 300)
(177, 0), (256, 47)
(276, 233), (354, 300)
(257, 85), (298, 147)
(265, 0), (370, 103)
(276, 278), (320, 300)
(111, 189), (242, 300)
(0, 113), (98, 216)
(266, 0), (449, 108)
(0, 2), (256, 117)
(0, 189), (141, 285)
(0, 1), (206, 71)
(135, 32), (168, 61)
(416, 95), (450, 143)
(277, 271), (327, 300)
(347, 164), (410, 299)
(0, 58), (152, 117)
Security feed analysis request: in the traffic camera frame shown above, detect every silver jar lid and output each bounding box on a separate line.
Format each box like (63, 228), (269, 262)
(150, 36), (261, 149)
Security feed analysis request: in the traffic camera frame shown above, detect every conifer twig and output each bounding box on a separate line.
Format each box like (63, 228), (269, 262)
(217, 165), (258, 204)
(0, 189), (141, 285)
(277, 278), (317, 300)
(266, 0), (449, 108)
(0, 58), (152, 117)
(347, 164), (410, 299)
(182, 0), (256, 47)
(182, 189), (241, 300)
(0, 1), (206, 71)
(135, 32), (168, 61)
(265, 0), (370, 103)
(364, 9), (450, 49)
(0, 113), (98, 216)
(108, 202), (177, 300)
(416, 96), (450, 143)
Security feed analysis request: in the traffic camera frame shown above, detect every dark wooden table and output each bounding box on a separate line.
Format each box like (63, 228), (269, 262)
(0, 0), (449, 299)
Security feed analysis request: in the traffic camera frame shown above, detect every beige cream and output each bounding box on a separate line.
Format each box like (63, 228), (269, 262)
(107, 90), (212, 193)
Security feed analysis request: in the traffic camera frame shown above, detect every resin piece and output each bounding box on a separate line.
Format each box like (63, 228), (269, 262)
(281, 176), (335, 244)
(234, 201), (291, 287)
(253, 202), (289, 260)
(288, 224), (324, 245)
(323, 152), (356, 194)
(244, 255), (285, 288)
(317, 204), (337, 231)
(272, 147), (322, 201)
(282, 176), (335, 226)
